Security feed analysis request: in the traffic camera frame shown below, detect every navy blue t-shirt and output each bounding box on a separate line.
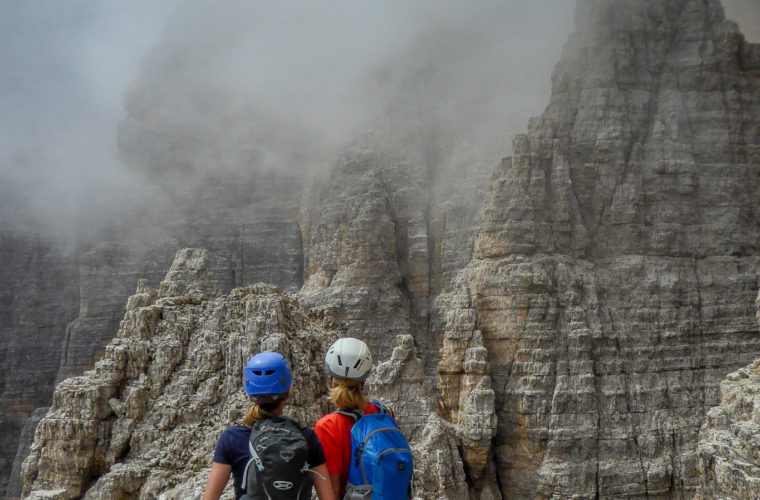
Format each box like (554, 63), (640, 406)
(212, 418), (326, 499)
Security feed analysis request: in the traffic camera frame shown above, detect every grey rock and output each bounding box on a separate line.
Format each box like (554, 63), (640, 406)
(20, 251), (472, 500)
(5, 0), (760, 498)
(696, 359), (760, 499)
(5, 408), (49, 500)
(695, 289), (760, 498)
(21, 249), (336, 499)
(0, 231), (79, 497)
(440, 0), (760, 497)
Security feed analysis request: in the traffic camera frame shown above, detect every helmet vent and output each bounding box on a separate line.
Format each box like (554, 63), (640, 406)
(251, 369), (277, 376)
(353, 359), (362, 369)
(337, 355), (343, 366)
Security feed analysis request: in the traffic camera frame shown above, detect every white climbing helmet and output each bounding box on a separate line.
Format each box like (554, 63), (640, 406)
(324, 337), (372, 382)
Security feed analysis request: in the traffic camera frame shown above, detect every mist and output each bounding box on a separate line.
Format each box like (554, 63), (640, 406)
(2, 1), (757, 238)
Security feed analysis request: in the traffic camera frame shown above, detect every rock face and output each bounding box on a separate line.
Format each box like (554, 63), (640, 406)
(435, 0), (760, 497)
(298, 150), (489, 369)
(20, 249), (478, 500)
(696, 290), (760, 499)
(0, 231), (80, 497)
(6, 0), (760, 498)
(21, 248), (335, 499)
(696, 359), (760, 499)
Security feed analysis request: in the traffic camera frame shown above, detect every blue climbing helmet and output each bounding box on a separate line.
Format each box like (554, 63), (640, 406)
(244, 352), (292, 397)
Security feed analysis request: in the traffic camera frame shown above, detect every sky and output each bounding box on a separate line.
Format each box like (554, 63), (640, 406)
(723, 0), (760, 42)
(0, 1), (181, 233)
(0, 1), (758, 236)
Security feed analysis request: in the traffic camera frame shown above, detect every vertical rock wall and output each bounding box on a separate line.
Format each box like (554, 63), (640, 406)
(0, 232), (79, 496)
(697, 358), (760, 498)
(19, 250), (481, 500)
(21, 249), (335, 499)
(5, 1), (760, 498)
(437, 0), (760, 497)
(297, 148), (490, 372)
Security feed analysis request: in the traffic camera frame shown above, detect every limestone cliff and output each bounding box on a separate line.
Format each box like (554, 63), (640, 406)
(21, 249), (335, 499)
(298, 149), (489, 370)
(695, 289), (760, 499)
(696, 359), (760, 499)
(20, 249), (477, 499)
(0, 232), (79, 496)
(6, 0), (760, 498)
(435, 0), (760, 497)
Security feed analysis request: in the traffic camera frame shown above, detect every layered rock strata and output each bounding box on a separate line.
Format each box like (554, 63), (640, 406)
(7, 1), (760, 498)
(21, 249), (334, 499)
(436, 0), (760, 497)
(696, 359), (760, 498)
(21, 249), (479, 499)
(435, 286), (498, 494)
(0, 231), (79, 496)
(298, 149), (490, 372)
(2, 155), (307, 497)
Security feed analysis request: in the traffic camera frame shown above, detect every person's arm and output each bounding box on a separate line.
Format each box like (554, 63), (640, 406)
(315, 419), (344, 476)
(329, 472), (342, 498)
(312, 463), (338, 500)
(202, 462), (231, 500)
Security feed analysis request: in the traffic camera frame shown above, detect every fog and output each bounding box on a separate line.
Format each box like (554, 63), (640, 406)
(1, 1), (757, 237)
(723, 0), (760, 42)
(0, 1), (180, 235)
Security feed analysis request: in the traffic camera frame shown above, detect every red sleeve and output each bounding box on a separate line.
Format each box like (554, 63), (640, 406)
(315, 414), (344, 475)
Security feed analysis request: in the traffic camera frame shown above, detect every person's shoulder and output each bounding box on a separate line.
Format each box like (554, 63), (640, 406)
(365, 402), (381, 415)
(365, 401), (395, 418)
(215, 425), (250, 456)
(316, 411), (341, 426)
(300, 425), (318, 440)
(219, 425), (250, 440)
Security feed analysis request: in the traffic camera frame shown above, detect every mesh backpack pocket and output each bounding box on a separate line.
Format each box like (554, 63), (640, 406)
(240, 417), (312, 500)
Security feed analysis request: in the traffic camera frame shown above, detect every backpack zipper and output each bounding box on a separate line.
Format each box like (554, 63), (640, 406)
(376, 447), (413, 463)
(357, 427), (407, 484)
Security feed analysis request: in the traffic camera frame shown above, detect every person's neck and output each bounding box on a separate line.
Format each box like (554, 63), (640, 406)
(271, 399), (287, 416)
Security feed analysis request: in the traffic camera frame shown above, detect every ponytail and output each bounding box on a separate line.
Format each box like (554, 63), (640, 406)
(329, 377), (367, 410)
(242, 404), (265, 426)
(241, 393), (287, 426)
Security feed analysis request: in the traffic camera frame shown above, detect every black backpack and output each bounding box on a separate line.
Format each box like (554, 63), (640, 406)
(240, 416), (312, 500)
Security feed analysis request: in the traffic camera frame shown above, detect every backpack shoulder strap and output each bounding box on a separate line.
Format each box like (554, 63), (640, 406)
(278, 415), (302, 428)
(369, 399), (392, 415)
(334, 408), (363, 422)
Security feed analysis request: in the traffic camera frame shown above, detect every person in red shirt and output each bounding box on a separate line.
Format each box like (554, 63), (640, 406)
(314, 338), (378, 497)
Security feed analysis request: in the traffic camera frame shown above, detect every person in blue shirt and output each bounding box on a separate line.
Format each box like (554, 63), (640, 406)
(202, 352), (336, 500)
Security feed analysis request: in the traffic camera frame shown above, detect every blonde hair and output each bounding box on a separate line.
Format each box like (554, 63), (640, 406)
(242, 404), (266, 426)
(329, 378), (367, 410)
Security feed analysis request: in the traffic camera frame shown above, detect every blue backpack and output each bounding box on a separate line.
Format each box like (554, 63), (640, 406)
(337, 401), (413, 500)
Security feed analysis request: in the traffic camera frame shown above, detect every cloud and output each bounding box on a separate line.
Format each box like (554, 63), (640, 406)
(722, 0), (760, 42)
(0, 0), (576, 235)
(0, 1), (179, 233)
